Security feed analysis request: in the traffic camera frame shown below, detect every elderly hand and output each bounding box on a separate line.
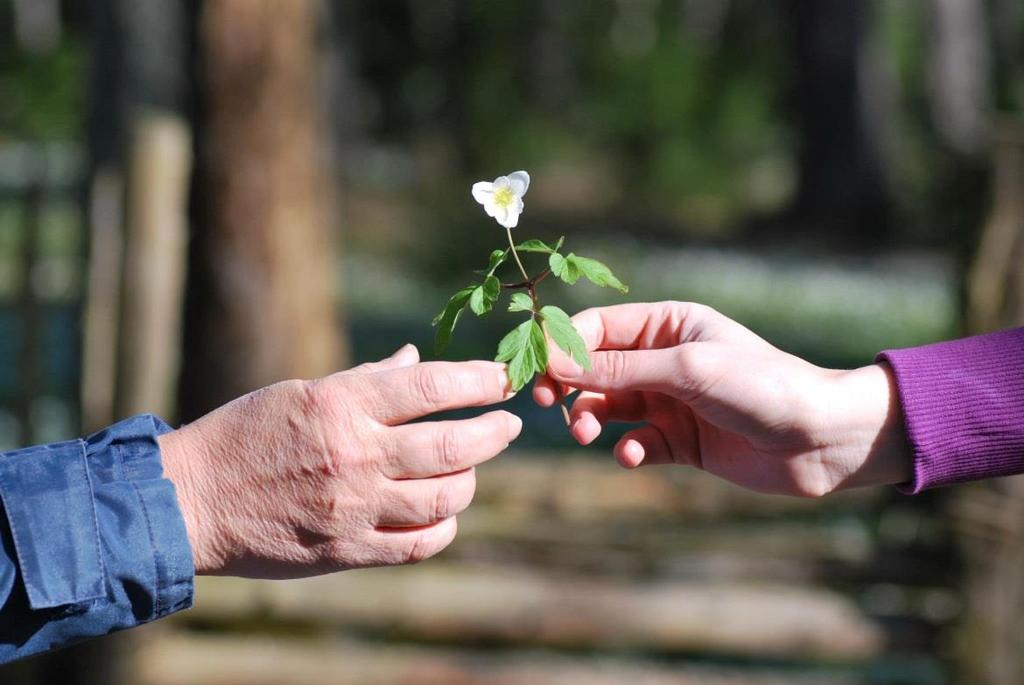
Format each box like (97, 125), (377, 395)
(159, 344), (521, 578)
(534, 302), (911, 497)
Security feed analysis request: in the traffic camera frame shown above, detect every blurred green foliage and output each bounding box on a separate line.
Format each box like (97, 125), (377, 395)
(0, 0), (1009, 371)
(0, 37), (85, 140)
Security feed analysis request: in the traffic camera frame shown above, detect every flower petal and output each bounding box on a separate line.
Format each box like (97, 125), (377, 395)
(499, 197), (524, 228)
(483, 200), (500, 218)
(503, 197), (520, 227)
(508, 171), (530, 197)
(493, 204), (511, 227)
(471, 182), (494, 205)
(492, 175), (512, 190)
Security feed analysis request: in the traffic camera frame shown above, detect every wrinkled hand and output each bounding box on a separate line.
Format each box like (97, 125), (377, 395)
(534, 302), (910, 497)
(159, 345), (521, 578)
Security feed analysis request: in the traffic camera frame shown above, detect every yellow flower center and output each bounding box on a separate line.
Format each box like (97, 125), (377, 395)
(493, 186), (514, 209)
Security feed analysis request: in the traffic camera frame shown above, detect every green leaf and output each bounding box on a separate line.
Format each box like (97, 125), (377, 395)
(508, 292), (534, 313)
(550, 252), (581, 285)
(495, 319), (532, 363)
(516, 236), (566, 255)
(569, 255), (629, 294)
(540, 305), (592, 371)
(494, 319), (548, 391)
(469, 275), (501, 316)
(550, 253), (629, 293)
(486, 249), (508, 274)
(433, 287), (475, 355)
(515, 239), (555, 253)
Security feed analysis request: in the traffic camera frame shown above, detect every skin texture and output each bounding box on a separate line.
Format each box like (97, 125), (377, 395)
(534, 302), (911, 497)
(159, 345), (521, 578)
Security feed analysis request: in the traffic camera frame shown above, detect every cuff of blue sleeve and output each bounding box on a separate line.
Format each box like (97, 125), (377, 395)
(0, 439), (105, 608)
(86, 415), (195, 618)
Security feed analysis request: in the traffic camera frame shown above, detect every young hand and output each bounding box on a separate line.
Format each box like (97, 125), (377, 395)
(534, 302), (910, 497)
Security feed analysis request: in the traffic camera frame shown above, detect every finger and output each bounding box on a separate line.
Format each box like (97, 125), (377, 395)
(613, 425), (676, 469)
(568, 302), (723, 352)
(532, 373), (577, 408)
(349, 344), (420, 375)
(384, 411), (522, 479)
(550, 346), (695, 396)
(569, 391), (648, 445)
(533, 374), (560, 407)
(367, 361), (514, 424)
(569, 391), (607, 444)
(372, 516), (459, 565)
(377, 469), (477, 527)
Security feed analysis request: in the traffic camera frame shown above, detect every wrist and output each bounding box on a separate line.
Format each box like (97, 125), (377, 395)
(158, 425), (223, 574)
(823, 363), (912, 491)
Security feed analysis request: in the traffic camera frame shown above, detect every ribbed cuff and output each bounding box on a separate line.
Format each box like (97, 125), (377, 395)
(878, 327), (1024, 493)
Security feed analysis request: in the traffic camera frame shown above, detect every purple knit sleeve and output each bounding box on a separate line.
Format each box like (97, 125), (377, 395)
(877, 327), (1024, 493)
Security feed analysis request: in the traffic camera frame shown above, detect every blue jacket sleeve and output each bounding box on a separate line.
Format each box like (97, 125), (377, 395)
(0, 414), (195, 662)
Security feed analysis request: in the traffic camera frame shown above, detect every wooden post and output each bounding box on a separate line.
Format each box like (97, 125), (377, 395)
(81, 168), (124, 432)
(114, 111), (192, 420)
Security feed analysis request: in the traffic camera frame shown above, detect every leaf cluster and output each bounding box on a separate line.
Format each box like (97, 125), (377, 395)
(432, 236), (627, 391)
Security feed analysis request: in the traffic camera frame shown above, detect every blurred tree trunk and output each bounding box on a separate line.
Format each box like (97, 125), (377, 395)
(924, 0), (992, 265)
(957, 121), (1024, 685)
(781, 0), (892, 243)
(180, 0), (346, 421)
(925, 0), (991, 160)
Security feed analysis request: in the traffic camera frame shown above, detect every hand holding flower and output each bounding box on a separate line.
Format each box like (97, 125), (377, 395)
(534, 302), (912, 497)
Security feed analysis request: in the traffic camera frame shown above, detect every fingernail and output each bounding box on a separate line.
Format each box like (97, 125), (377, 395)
(392, 343), (412, 356)
(507, 412), (523, 436)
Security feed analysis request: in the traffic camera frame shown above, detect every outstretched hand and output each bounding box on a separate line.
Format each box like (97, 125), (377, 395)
(160, 345), (521, 578)
(534, 302), (910, 497)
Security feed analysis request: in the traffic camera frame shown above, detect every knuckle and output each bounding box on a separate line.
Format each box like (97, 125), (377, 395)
(674, 345), (713, 396)
(308, 491), (341, 523)
(685, 301), (716, 318)
(603, 349), (629, 383)
(412, 366), (450, 407)
(299, 378), (339, 422)
(434, 426), (462, 472)
(404, 533), (433, 565)
(432, 485), (453, 521)
(675, 345), (701, 376)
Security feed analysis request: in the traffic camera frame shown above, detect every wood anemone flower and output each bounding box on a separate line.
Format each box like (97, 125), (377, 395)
(471, 171), (530, 229)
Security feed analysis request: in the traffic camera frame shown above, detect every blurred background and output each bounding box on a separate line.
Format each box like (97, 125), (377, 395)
(1, 0), (1024, 683)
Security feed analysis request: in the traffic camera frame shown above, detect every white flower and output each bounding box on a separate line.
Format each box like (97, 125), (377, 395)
(471, 170), (530, 229)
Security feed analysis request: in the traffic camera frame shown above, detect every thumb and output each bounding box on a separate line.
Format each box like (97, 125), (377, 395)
(548, 345), (693, 396)
(350, 344), (421, 375)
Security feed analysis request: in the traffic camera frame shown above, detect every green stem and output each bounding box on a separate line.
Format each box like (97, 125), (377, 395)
(506, 228), (530, 284)
(504, 228), (570, 426)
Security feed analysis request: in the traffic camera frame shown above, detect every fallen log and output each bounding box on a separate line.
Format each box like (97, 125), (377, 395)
(474, 452), (881, 523)
(183, 564), (883, 661)
(132, 633), (862, 685)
